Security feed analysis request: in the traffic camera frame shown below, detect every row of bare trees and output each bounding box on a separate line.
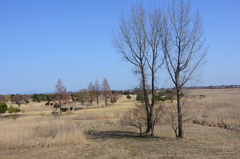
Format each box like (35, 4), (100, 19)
(53, 78), (114, 113)
(87, 78), (113, 106)
(0, 78), (114, 114)
(71, 78), (113, 106)
(113, 0), (207, 138)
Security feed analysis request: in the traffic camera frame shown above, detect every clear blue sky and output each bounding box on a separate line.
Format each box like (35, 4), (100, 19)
(0, 0), (239, 94)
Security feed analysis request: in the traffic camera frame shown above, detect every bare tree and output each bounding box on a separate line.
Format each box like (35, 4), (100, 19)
(94, 80), (101, 105)
(121, 103), (147, 137)
(88, 82), (96, 105)
(112, 3), (164, 136)
(121, 102), (163, 137)
(102, 78), (113, 106)
(52, 78), (69, 114)
(11, 95), (28, 107)
(162, 0), (208, 138)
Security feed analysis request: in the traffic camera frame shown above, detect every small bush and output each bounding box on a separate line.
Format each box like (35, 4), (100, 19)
(37, 96), (42, 102)
(26, 100), (29, 103)
(0, 103), (8, 116)
(45, 102), (50, 106)
(70, 107), (73, 111)
(155, 95), (166, 102)
(53, 103), (60, 109)
(8, 105), (21, 114)
(61, 107), (67, 112)
(110, 97), (117, 103)
(126, 95), (131, 100)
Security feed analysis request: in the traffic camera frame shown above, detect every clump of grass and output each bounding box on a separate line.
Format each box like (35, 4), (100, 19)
(0, 118), (86, 149)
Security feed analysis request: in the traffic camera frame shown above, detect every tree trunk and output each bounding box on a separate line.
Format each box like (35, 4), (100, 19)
(97, 93), (99, 105)
(177, 89), (184, 138)
(140, 66), (151, 134)
(105, 97), (107, 106)
(150, 68), (155, 136)
(59, 100), (62, 114)
(151, 123), (154, 136)
(140, 127), (142, 137)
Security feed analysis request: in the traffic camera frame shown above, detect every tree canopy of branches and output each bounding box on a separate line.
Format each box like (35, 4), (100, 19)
(52, 78), (69, 114)
(162, 0), (208, 138)
(121, 103), (147, 137)
(94, 80), (101, 105)
(112, 3), (165, 136)
(102, 78), (113, 106)
(11, 95), (28, 107)
(88, 82), (96, 105)
(0, 95), (10, 103)
(121, 102), (163, 137)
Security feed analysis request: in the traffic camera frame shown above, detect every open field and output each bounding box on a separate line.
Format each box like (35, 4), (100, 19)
(0, 89), (240, 158)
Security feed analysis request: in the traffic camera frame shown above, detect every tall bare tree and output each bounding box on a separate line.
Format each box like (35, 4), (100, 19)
(102, 78), (113, 106)
(162, 0), (208, 138)
(88, 82), (96, 105)
(94, 80), (101, 105)
(52, 78), (69, 114)
(112, 3), (164, 136)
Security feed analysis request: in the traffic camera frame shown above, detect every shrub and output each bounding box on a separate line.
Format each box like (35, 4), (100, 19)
(70, 107), (73, 111)
(45, 102), (50, 106)
(41, 95), (47, 101)
(8, 105), (21, 114)
(61, 108), (67, 112)
(110, 97), (117, 103)
(126, 95), (131, 100)
(36, 96), (42, 102)
(53, 103), (60, 109)
(33, 98), (37, 102)
(26, 100), (29, 104)
(166, 89), (172, 94)
(50, 103), (53, 106)
(0, 103), (8, 116)
(155, 95), (166, 102)
(160, 97), (166, 101)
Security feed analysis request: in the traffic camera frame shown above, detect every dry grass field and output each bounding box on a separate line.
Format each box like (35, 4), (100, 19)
(0, 89), (240, 158)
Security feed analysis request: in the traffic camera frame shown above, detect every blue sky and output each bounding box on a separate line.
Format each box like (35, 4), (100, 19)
(0, 0), (239, 94)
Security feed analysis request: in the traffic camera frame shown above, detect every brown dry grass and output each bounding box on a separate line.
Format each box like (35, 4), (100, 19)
(0, 117), (86, 149)
(185, 89), (240, 126)
(0, 89), (240, 158)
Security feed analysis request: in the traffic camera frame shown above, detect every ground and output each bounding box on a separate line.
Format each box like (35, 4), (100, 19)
(0, 89), (240, 158)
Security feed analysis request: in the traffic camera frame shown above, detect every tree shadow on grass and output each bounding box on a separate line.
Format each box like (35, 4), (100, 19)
(85, 130), (162, 140)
